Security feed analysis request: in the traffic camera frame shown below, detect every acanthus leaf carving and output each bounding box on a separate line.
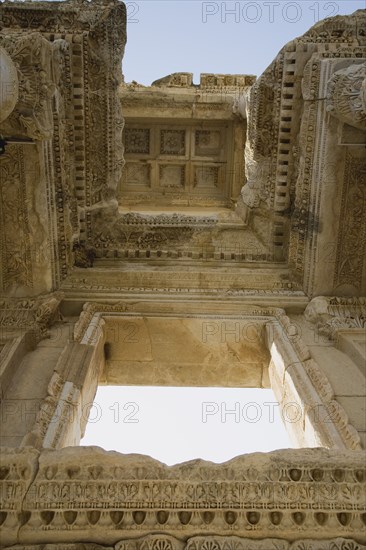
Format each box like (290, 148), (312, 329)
(305, 297), (366, 340)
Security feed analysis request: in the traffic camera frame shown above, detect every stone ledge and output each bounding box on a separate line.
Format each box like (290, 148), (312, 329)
(0, 447), (365, 545)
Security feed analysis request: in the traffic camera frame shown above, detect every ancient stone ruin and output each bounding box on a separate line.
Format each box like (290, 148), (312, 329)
(0, 1), (365, 548)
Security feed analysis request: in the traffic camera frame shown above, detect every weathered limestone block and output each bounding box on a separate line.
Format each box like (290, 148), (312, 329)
(265, 311), (363, 450)
(17, 326), (105, 450)
(0, 332), (35, 401)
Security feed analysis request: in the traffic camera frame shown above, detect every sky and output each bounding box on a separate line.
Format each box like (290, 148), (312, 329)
(81, 386), (293, 465)
(122, 0), (365, 84)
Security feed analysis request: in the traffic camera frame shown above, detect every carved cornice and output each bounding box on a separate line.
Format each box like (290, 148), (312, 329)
(88, 211), (219, 256)
(299, 10), (366, 44)
(304, 357), (361, 451)
(245, 9), (366, 288)
(0, 447), (365, 546)
(0, 0), (126, 35)
(60, 268), (302, 300)
(112, 213), (217, 227)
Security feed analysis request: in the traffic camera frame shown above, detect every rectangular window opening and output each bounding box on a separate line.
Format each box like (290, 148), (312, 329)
(81, 386), (293, 465)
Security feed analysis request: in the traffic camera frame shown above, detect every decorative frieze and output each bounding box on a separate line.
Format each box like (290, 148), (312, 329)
(334, 152), (366, 291)
(0, 447), (365, 546)
(3, 538), (365, 550)
(0, 145), (33, 290)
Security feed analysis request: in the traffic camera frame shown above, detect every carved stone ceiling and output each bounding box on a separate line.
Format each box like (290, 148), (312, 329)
(0, 2), (365, 305)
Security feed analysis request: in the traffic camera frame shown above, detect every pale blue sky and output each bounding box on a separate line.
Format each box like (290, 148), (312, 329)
(122, 0), (365, 84)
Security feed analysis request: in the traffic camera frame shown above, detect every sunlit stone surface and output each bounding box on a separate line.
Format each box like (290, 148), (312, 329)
(0, 1), (365, 548)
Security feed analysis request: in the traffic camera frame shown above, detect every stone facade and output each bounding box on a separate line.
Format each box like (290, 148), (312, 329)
(0, 2), (365, 549)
